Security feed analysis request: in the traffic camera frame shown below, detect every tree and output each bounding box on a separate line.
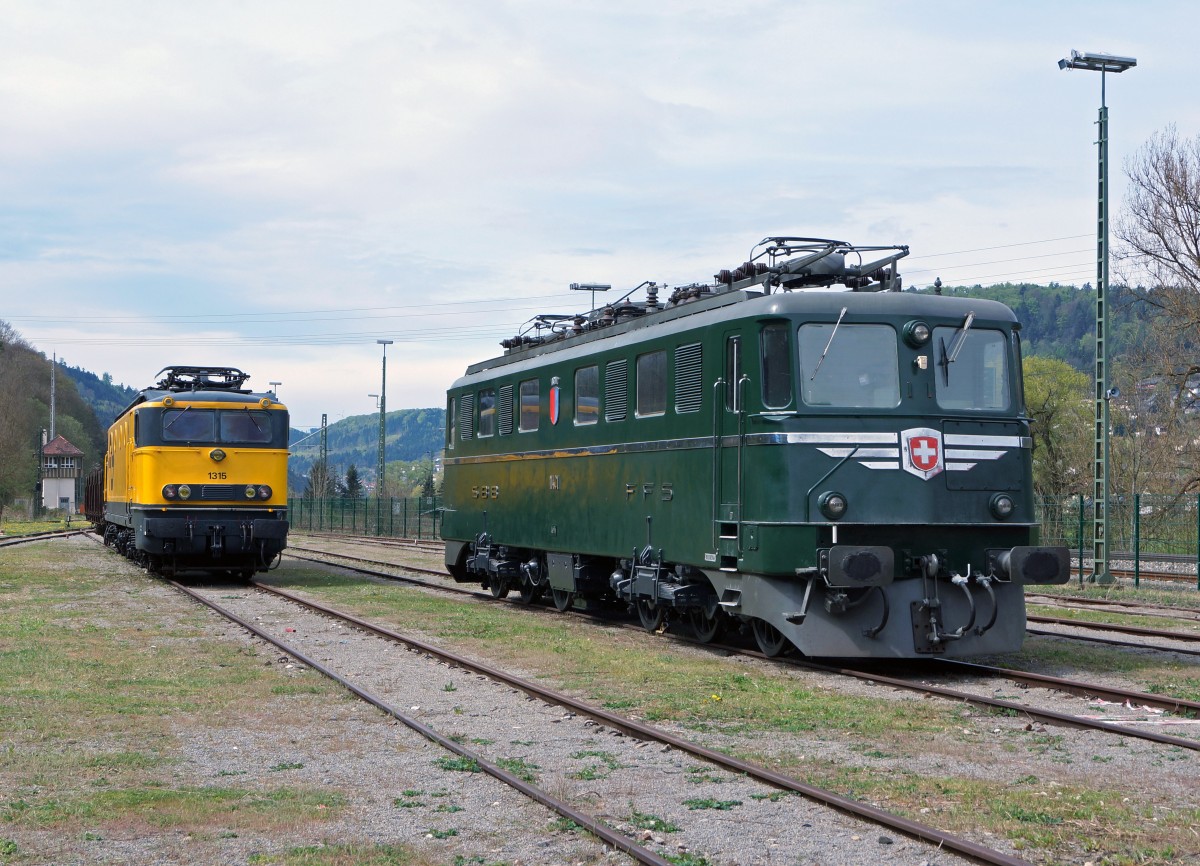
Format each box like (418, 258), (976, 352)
(343, 464), (364, 500)
(1022, 357), (1092, 497)
(1115, 124), (1200, 494)
(302, 457), (339, 500)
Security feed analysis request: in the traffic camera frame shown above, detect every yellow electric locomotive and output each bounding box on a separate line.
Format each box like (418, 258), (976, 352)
(88, 366), (289, 578)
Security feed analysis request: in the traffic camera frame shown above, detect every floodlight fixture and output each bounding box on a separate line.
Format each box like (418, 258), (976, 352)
(1058, 50), (1137, 73)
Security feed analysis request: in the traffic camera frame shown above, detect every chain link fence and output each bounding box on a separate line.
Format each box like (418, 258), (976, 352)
(1037, 493), (1200, 588)
(288, 496), (443, 540)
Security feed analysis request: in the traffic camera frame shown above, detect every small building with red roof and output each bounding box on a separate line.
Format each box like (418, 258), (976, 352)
(41, 434), (85, 512)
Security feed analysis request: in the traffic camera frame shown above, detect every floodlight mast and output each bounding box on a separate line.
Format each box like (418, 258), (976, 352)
(570, 281), (612, 313)
(1058, 48), (1136, 585)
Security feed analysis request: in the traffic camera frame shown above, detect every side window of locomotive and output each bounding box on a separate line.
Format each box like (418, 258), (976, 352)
(933, 327), (1010, 411)
(797, 324), (900, 409)
(220, 410), (274, 444)
(477, 389), (496, 437)
(725, 336), (742, 412)
(636, 350), (667, 417)
(448, 397), (456, 448)
(518, 380), (540, 432)
(162, 408), (217, 442)
(760, 322), (793, 409)
(575, 366), (599, 425)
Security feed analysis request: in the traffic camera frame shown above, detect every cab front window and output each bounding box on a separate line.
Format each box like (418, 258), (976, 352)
(162, 408), (216, 442)
(797, 324), (899, 409)
(933, 327), (1010, 411)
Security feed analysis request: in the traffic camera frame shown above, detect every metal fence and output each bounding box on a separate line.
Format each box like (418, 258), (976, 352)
(1038, 493), (1200, 589)
(287, 496), (443, 540)
(286, 493), (1200, 589)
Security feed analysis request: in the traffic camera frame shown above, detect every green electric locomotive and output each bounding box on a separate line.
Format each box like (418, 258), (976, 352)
(441, 237), (1068, 658)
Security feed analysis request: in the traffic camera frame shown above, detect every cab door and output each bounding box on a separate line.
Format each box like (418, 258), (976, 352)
(714, 329), (746, 570)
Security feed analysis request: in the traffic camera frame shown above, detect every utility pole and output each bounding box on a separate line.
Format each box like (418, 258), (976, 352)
(376, 339), (393, 534)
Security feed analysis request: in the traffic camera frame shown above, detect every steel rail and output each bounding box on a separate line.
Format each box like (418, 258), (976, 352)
(253, 582), (1031, 866)
(1026, 593), (1200, 622)
(0, 528), (85, 548)
(1026, 626), (1200, 658)
(933, 659), (1200, 716)
(1027, 613), (1200, 643)
(169, 580), (675, 866)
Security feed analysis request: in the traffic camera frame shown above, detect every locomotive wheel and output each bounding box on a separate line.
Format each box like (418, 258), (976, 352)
(516, 580), (543, 606)
(687, 609), (723, 643)
(489, 578), (510, 600)
(636, 599), (665, 633)
(751, 618), (791, 657)
(551, 588), (574, 611)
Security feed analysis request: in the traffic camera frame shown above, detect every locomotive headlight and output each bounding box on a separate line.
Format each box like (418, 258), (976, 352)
(257, 485), (272, 500)
(819, 491), (848, 520)
(990, 493), (1015, 520)
(177, 484), (192, 500)
(162, 484), (178, 500)
(903, 320), (932, 348)
(244, 485), (257, 499)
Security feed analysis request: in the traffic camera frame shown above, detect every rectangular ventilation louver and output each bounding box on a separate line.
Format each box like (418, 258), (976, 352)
(605, 360), (627, 421)
(499, 384), (514, 435)
(459, 394), (475, 440)
(675, 343), (703, 413)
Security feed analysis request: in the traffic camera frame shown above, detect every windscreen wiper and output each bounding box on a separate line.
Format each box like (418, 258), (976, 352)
(810, 306), (848, 380)
(164, 405), (191, 430)
(938, 311), (975, 386)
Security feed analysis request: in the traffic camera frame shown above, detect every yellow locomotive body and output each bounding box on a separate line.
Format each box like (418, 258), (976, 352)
(90, 367), (289, 578)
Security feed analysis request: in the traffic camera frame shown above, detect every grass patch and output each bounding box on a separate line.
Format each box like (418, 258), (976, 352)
(628, 808), (679, 833)
(246, 843), (422, 865)
(569, 749), (621, 780)
(2, 786), (343, 831)
(494, 757), (539, 783)
(433, 756), (480, 774)
(682, 798), (741, 811)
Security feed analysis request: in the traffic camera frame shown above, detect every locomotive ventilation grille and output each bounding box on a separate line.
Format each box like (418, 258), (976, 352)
(200, 485), (238, 500)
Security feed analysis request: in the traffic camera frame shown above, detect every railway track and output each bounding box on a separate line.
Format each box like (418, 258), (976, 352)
(166, 573), (1032, 863)
(283, 544), (1200, 752)
(0, 528), (84, 548)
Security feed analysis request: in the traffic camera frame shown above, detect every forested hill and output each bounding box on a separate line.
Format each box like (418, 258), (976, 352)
(922, 282), (1146, 372)
(287, 407), (445, 486)
(0, 322), (107, 508)
(59, 364), (139, 426)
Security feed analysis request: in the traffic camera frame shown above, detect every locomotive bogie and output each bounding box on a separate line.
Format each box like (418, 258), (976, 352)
(442, 240), (1070, 658)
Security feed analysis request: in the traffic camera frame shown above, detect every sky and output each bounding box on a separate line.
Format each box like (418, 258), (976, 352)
(2, 0), (1197, 430)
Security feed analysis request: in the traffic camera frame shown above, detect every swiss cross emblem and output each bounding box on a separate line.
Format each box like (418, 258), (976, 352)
(902, 427), (943, 480)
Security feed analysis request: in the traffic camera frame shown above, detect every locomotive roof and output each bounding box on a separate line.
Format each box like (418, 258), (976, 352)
(112, 366), (281, 421)
(457, 288), (1017, 385)
(460, 237), (1019, 385)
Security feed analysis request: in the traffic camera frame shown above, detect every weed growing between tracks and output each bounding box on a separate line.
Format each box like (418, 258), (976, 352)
(263, 562), (1200, 865)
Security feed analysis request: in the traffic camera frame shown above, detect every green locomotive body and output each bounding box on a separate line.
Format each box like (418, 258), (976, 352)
(442, 238), (1068, 658)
